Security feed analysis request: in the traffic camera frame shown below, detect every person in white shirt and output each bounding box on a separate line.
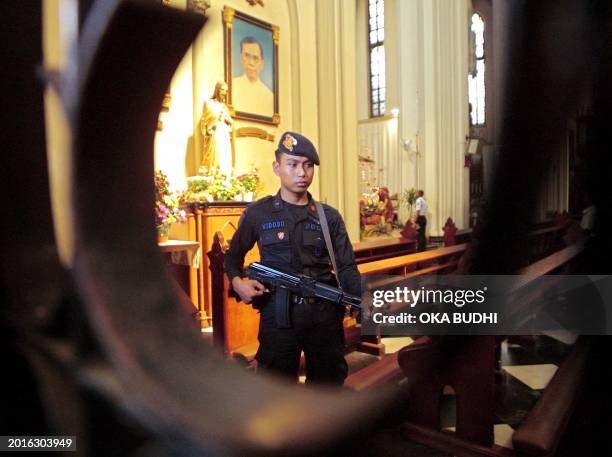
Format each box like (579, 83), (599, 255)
(415, 190), (428, 251)
(232, 36), (273, 117)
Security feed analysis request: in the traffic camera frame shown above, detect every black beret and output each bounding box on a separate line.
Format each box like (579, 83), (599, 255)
(275, 131), (320, 165)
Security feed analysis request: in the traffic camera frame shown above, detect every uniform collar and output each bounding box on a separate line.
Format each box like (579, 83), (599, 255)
(273, 190), (317, 214)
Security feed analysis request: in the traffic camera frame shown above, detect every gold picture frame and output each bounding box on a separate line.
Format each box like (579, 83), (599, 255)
(223, 7), (280, 125)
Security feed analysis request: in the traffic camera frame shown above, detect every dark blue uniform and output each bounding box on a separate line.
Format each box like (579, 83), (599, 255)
(224, 191), (361, 385)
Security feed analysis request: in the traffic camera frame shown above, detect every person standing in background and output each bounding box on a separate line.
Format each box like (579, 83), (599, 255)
(415, 190), (428, 251)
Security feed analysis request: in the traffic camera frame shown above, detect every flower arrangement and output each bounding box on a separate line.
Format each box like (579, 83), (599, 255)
(359, 187), (383, 215)
(185, 167), (236, 202)
(155, 171), (187, 239)
(184, 166), (262, 203)
(233, 168), (261, 200)
(359, 186), (396, 237)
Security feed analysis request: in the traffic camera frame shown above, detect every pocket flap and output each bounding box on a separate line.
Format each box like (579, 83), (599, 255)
(303, 230), (324, 246)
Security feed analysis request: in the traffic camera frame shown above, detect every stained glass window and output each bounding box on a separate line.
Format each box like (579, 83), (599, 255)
(468, 13), (485, 126)
(368, 0), (385, 117)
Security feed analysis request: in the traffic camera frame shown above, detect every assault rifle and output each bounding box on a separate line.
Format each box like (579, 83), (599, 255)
(244, 262), (361, 328)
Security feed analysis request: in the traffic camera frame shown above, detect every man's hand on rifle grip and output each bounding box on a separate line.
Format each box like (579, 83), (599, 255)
(232, 276), (269, 303)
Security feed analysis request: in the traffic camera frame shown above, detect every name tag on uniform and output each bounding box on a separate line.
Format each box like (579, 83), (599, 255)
(304, 222), (322, 231)
(261, 220), (286, 231)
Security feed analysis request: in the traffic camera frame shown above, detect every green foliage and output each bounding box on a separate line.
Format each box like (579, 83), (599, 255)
(401, 187), (417, 221)
(185, 176), (209, 194)
(401, 188), (417, 208)
(184, 167), (262, 203)
(233, 170), (260, 194)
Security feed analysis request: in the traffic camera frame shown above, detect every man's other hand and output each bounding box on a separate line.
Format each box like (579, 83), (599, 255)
(232, 277), (269, 303)
(360, 291), (374, 322)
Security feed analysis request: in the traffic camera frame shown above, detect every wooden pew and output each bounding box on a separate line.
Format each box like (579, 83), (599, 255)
(354, 244), (467, 355)
(396, 335), (591, 457)
(359, 244), (467, 292)
(432, 218), (569, 265)
(346, 244), (470, 387)
(400, 336), (498, 448)
(358, 243), (467, 277)
(455, 228), (474, 245)
(523, 225), (567, 266)
(512, 337), (590, 456)
(428, 218), (472, 247)
(395, 242), (586, 457)
(344, 351), (401, 391)
(353, 238), (416, 264)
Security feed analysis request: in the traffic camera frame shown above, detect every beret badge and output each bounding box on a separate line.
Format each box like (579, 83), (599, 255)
(282, 134), (297, 151)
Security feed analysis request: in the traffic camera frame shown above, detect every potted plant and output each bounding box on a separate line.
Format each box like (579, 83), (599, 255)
(184, 168), (232, 202)
(154, 171), (187, 242)
(207, 175), (238, 201)
(184, 167), (262, 203)
(185, 173), (213, 203)
(234, 168), (261, 201)
(401, 187), (417, 221)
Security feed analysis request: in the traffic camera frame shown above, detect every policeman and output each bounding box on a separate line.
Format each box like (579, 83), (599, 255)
(225, 131), (361, 385)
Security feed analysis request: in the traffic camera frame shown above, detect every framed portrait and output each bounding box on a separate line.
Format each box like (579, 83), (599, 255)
(223, 7), (280, 125)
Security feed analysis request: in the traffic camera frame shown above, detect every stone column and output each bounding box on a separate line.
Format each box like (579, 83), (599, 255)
(315, 0), (360, 240)
(398, 0), (470, 235)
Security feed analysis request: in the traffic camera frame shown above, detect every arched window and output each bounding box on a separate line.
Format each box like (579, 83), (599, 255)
(368, 0), (385, 117)
(468, 12), (485, 126)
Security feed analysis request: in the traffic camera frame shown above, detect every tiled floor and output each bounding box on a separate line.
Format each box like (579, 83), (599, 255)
(443, 424), (515, 449)
(502, 363), (558, 390)
(381, 336), (414, 353)
(493, 424), (515, 449)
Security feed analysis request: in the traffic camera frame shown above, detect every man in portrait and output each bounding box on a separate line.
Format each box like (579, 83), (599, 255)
(232, 36), (273, 117)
